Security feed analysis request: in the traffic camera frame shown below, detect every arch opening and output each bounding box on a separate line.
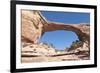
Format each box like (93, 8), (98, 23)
(39, 30), (79, 51)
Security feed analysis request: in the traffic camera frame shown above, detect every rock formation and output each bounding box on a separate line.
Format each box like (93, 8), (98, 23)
(22, 10), (90, 47)
(21, 10), (90, 63)
(22, 42), (56, 56)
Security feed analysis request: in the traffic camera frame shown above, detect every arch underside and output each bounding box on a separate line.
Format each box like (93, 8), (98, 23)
(42, 22), (90, 44)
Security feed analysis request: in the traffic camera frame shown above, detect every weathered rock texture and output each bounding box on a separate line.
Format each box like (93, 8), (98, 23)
(22, 43), (56, 56)
(22, 10), (45, 43)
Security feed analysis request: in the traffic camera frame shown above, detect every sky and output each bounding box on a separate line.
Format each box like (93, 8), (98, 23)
(39, 11), (90, 50)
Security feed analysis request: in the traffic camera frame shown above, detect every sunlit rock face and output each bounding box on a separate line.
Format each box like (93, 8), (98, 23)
(22, 43), (56, 56)
(21, 10), (45, 43)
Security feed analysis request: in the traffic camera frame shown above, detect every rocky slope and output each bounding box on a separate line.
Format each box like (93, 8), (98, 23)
(21, 43), (80, 63)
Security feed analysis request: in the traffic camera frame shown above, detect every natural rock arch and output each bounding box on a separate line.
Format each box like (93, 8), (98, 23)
(21, 10), (90, 49)
(43, 22), (90, 43)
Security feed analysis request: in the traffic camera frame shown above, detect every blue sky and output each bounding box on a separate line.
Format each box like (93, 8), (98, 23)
(39, 11), (90, 50)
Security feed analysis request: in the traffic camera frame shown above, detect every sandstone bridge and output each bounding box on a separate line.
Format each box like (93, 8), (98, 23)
(21, 10), (90, 49)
